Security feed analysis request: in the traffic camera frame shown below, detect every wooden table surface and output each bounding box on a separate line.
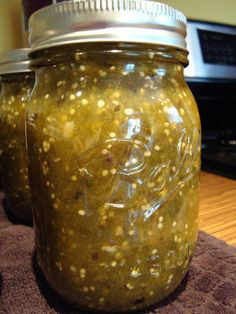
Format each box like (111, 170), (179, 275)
(199, 171), (236, 247)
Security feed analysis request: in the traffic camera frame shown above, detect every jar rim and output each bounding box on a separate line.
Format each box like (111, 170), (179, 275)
(0, 48), (32, 75)
(29, 0), (187, 54)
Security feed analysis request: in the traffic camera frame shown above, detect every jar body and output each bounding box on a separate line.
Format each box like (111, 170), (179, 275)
(0, 73), (34, 222)
(27, 44), (201, 313)
(0, 85), (2, 189)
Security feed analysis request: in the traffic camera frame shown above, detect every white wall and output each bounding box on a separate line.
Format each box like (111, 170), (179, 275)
(163, 0), (236, 26)
(0, 0), (24, 52)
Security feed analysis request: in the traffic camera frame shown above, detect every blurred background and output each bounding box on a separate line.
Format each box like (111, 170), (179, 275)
(0, 0), (236, 52)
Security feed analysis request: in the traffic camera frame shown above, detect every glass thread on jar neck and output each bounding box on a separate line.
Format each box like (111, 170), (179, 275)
(29, 42), (189, 70)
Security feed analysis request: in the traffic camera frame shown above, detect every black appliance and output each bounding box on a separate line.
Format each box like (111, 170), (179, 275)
(185, 20), (236, 179)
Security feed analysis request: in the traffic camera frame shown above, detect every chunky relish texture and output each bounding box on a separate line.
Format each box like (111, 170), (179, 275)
(26, 44), (201, 312)
(0, 73), (34, 222)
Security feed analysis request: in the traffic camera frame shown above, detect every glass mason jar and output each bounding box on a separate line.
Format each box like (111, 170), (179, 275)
(27, 1), (201, 312)
(0, 84), (2, 190)
(0, 49), (34, 222)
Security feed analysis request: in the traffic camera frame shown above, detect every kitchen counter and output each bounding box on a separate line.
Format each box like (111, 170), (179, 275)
(199, 171), (236, 247)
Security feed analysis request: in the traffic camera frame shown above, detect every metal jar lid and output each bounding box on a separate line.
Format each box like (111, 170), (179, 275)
(29, 0), (187, 52)
(0, 48), (31, 75)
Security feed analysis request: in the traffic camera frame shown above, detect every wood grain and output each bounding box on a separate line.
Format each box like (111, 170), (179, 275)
(199, 171), (236, 247)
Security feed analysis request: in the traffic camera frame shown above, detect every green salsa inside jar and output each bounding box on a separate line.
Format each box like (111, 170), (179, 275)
(0, 71), (34, 222)
(27, 43), (201, 312)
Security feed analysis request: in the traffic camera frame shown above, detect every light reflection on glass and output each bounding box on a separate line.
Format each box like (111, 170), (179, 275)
(167, 106), (183, 124)
(125, 63), (135, 72)
(126, 118), (141, 139)
(110, 49), (122, 54)
(144, 202), (161, 220)
(155, 68), (166, 76)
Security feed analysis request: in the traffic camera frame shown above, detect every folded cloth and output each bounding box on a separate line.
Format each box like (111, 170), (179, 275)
(0, 203), (236, 314)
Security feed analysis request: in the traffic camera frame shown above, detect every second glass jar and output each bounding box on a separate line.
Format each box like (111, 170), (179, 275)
(0, 49), (34, 222)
